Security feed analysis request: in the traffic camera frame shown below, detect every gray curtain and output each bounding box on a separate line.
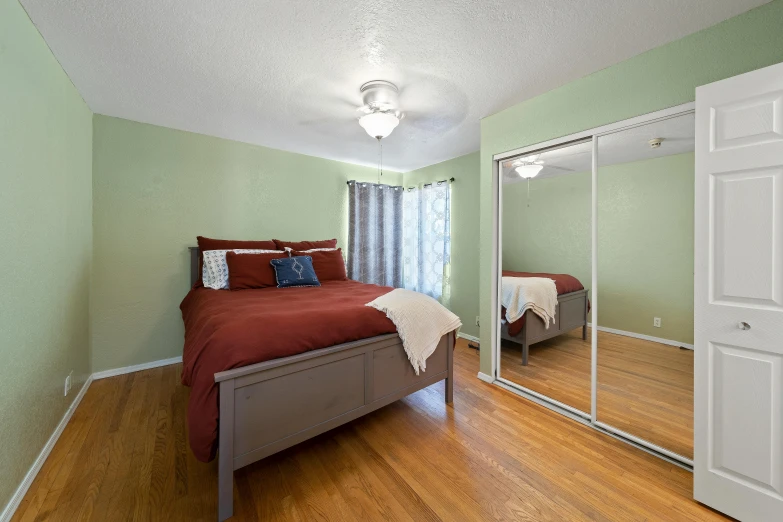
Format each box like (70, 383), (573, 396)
(347, 181), (404, 287)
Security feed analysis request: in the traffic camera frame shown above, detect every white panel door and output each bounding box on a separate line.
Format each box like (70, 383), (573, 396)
(695, 61), (783, 522)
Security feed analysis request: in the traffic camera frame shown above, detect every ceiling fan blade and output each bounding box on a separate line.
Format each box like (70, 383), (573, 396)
(545, 165), (575, 172)
(402, 111), (463, 134)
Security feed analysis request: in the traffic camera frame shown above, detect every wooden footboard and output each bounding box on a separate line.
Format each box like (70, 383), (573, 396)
(501, 289), (589, 365)
(214, 332), (455, 521)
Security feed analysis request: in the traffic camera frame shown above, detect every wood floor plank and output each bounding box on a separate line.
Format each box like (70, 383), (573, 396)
(15, 379), (104, 522)
(12, 339), (725, 521)
(500, 327), (694, 458)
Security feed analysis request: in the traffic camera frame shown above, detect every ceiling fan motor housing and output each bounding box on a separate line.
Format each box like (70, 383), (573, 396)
(360, 80), (400, 112)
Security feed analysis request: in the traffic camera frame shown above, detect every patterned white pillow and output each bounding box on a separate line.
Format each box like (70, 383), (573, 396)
(202, 249), (280, 289)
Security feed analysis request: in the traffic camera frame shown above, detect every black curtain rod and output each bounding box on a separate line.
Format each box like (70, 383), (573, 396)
(423, 177), (455, 187)
(346, 177), (455, 186)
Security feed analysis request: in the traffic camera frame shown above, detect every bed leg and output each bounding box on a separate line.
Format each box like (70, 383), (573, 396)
(583, 291), (589, 341)
(445, 332), (454, 403)
(218, 379), (235, 521)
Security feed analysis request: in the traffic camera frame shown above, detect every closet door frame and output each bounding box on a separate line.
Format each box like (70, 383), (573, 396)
(490, 101), (695, 468)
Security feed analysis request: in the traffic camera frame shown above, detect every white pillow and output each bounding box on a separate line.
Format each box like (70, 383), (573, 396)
(202, 249), (280, 289)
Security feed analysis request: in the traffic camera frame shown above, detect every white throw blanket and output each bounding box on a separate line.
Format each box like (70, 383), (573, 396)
(502, 276), (558, 328)
(366, 289), (462, 375)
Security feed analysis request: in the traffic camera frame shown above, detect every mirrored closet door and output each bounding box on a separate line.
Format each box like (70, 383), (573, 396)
(595, 113), (695, 460)
(494, 104), (695, 466)
(498, 139), (593, 416)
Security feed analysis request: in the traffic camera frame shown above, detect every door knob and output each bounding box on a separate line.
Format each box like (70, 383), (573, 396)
(738, 321), (751, 330)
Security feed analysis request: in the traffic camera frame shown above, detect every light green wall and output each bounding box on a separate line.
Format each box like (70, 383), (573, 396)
(479, 0), (783, 375)
(404, 152), (480, 338)
(503, 173), (591, 296)
(0, 0), (93, 510)
(91, 115), (397, 372)
(502, 153), (694, 344)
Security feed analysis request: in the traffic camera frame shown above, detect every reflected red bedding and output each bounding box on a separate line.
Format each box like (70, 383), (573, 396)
(180, 281), (397, 462)
(502, 271), (586, 336)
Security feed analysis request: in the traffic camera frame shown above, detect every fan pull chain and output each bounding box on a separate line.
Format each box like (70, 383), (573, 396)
(527, 178), (531, 208)
(377, 137), (383, 184)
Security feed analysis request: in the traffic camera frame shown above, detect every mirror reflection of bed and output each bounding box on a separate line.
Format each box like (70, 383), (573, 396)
(499, 112), (695, 461)
(500, 139), (593, 413)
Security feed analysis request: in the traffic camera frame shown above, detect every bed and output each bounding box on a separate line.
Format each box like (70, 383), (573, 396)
(182, 247), (455, 521)
(500, 271), (589, 365)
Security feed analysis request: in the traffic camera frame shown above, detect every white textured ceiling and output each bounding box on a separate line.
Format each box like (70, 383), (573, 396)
(21, 0), (767, 172)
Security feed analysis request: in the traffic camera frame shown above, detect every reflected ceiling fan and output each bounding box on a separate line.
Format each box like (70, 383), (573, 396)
(506, 154), (575, 207)
(508, 154), (575, 178)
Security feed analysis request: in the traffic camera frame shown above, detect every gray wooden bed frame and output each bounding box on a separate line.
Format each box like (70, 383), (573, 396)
(500, 289), (589, 365)
(187, 247), (455, 521)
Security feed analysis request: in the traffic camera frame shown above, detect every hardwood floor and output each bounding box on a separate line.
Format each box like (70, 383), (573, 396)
(500, 328), (694, 459)
(12, 339), (720, 522)
(501, 328), (693, 459)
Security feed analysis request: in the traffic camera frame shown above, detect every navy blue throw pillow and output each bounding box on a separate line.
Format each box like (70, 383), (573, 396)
(270, 256), (321, 288)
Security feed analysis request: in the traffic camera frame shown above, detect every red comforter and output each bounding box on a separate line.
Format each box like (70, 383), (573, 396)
(502, 271), (586, 336)
(180, 280), (397, 462)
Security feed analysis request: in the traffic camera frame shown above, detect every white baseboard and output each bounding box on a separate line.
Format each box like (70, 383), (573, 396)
(0, 375), (93, 522)
(92, 355), (183, 380)
(2, 354), (184, 521)
(477, 371), (494, 384)
(457, 332), (480, 343)
(588, 323), (694, 350)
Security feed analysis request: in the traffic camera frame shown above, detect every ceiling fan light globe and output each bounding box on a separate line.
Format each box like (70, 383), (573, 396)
(358, 112), (399, 139)
(515, 164), (544, 179)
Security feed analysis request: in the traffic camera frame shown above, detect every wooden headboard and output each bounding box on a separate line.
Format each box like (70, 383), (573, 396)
(189, 247), (199, 287)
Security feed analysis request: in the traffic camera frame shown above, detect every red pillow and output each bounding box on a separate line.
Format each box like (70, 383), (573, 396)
(198, 236), (277, 253)
(226, 251), (290, 290)
(274, 238), (337, 251)
(195, 236), (279, 287)
(293, 249), (347, 282)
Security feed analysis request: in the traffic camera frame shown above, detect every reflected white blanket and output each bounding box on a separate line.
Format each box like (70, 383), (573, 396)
(366, 289), (461, 375)
(502, 277), (557, 328)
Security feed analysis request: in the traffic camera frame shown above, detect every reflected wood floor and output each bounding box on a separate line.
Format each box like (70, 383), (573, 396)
(13, 339), (718, 521)
(500, 328), (694, 459)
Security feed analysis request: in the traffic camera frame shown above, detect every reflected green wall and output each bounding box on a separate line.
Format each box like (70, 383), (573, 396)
(0, 0), (93, 510)
(479, 0), (783, 375)
(91, 116), (397, 372)
(503, 173), (591, 297)
(503, 153), (694, 344)
(404, 152), (480, 338)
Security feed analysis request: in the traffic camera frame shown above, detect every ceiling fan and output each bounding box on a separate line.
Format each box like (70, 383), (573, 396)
(294, 75), (465, 141)
(355, 80), (404, 139)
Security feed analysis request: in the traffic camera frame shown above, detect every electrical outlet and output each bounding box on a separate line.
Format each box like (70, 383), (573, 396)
(64, 370), (73, 397)
(653, 317), (661, 328)
(475, 315), (480, 327)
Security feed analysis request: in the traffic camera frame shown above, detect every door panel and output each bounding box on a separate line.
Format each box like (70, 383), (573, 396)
(695, 60), (783, 521)
(711, 168), (783, 308)
(711, 91), (783, 151)
(710, 342), (782, 496)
